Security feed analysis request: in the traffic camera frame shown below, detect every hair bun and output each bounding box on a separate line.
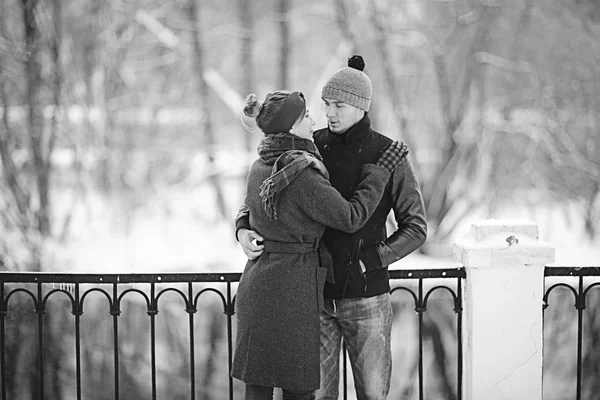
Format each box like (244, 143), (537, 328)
(244, 93), (262, 118)
(348, 55), (365, 71)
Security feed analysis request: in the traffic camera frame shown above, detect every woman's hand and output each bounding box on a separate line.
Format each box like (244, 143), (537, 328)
(237, 228), (265, 260)
(376, 141), (409, 172)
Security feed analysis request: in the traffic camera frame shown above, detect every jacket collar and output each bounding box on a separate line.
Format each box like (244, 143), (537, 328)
(323, 113), (372, 148)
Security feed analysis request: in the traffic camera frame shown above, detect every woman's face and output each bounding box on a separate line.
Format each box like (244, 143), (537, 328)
(290, 109), (315, 139)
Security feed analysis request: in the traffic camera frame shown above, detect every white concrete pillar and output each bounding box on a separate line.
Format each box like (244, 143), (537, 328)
(453, 220), (555, 400)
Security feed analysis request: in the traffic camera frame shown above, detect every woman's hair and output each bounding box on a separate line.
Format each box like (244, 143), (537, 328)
(244, 91), (306, 134)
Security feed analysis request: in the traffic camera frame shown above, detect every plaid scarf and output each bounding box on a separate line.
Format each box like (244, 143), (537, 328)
(258, 133), (328, 220)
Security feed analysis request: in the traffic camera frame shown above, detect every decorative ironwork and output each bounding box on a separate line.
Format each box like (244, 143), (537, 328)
(544, 266), (600, 400)
(389, 268), (464, 400)
(0, 270), (464, 400)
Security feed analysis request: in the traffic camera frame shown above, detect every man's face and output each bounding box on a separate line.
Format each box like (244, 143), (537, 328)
(322, 98), (365, 134)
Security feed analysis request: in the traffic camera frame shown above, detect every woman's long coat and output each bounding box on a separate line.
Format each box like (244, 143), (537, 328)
(231, 156), (390, 391)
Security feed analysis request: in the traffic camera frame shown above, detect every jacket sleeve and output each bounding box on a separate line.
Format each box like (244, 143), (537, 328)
(234, 204), (251, 241)
(299, 164), (391, 233)
(359, 158), (427, 271)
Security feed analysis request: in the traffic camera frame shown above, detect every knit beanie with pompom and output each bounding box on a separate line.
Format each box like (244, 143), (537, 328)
(321, 55), (373, 112)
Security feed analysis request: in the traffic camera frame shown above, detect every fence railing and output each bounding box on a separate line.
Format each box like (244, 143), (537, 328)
(388, 268), (464, 400)
(543, 266), (600, 400)
(6, 266), (598, 400)
(0, 269), (464, 400)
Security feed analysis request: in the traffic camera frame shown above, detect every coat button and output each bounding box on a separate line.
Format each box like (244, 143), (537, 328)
(354, 148), (362, 154)
(324, 145), (330, 151)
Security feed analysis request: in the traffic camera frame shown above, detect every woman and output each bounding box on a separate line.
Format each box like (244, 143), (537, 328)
(232, 90), (407, 400)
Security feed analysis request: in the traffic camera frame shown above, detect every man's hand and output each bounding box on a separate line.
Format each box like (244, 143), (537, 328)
(237, 228), (264, 260)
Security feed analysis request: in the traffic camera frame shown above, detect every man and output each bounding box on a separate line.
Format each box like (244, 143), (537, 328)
(236, 55), (427, 400)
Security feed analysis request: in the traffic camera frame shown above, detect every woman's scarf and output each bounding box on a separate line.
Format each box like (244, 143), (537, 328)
(257, 132), (328, 220)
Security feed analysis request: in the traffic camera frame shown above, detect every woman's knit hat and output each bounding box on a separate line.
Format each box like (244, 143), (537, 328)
(244, 91), (306, 134)
(321, 55), (372, 112)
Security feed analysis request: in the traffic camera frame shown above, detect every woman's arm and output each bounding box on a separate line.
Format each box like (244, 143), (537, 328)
(297, 164), (390, 233)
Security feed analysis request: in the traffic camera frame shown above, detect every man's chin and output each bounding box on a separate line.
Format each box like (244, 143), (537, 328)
(328, 123), (342, 133)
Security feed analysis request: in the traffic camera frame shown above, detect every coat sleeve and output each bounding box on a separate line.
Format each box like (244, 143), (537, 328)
(359, 158), (427, 271)
(298, 164), (391, 233)
(234, 204), (251, 241)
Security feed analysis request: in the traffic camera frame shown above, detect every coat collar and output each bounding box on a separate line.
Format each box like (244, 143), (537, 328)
(322, 113), (373, 149)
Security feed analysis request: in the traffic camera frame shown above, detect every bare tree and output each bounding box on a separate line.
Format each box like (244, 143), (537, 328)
(422, 2), (504, 242)
(0, 0), (51, 270)
(188, 0), (228, 219)
(50, 0), (62, 179)
(334, 0), (358, 51)
(278, 0), (290, 89)
(83, 1), (112, 192)
(368, 0), (412, 151)
(23, 0), (51, 239)
(0, 0), (30, 232)
(239, 0), (254, 155)
(0, 2), (69, 398)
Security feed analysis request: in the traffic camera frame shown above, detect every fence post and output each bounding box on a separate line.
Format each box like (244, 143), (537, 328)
(453, 220), (555, 400)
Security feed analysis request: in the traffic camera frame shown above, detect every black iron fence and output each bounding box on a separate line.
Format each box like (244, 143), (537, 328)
(388, 268), (464, 400)
(543, 266), (600, 400)
(3, 267), (599, 400)
(0, 269), (464, 400)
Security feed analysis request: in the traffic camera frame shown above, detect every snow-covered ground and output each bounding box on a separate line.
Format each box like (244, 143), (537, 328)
(50, 186), (598, 274)
(40, 147), (598, 273)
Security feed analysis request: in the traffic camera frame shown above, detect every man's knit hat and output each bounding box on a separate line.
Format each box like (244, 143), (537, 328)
(321, 55), (373, 112)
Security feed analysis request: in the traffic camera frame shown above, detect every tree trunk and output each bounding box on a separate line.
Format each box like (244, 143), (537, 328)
(189, 0), (228, 219)
(49, 0), (61, 164)
(368, 0), (413, 158)
(582, 71), (599, 240)
(239, 0), (254, 160)
(334, 0), (357, 49)
(278, 0), (290, 89)
(22, 0), (51, 238)
(83, 1), (112, 193)
(0, 6), (30, 220)
(425, 4), (500, 242)
(49, 3), (64, 395)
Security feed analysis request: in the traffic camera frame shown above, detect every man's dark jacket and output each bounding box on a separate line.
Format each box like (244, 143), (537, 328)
(236, 114), (427, 299)
(312, 114), (427, 299)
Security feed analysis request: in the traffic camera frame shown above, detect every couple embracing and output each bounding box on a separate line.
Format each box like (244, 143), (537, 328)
(232, 55), (427, 400)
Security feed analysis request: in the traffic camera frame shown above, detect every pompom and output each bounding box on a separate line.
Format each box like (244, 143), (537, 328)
(244, 93), (262, 118)
(347, 55), (365, 71)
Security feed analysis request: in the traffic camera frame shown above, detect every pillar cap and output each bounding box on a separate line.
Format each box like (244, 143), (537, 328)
(454, 219), (555, 267)
(471, 219), (539, 241)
